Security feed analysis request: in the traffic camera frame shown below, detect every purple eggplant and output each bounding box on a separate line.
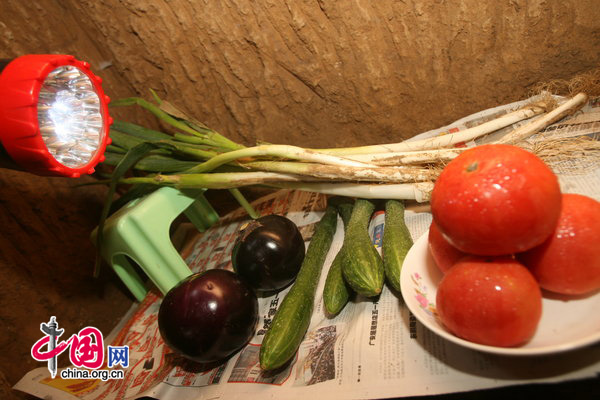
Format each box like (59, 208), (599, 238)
(232, 215), (305, 292)
(158, 269), (258, 363)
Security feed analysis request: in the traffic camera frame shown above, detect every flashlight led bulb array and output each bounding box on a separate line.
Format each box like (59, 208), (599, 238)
(0, 54), (112, 177)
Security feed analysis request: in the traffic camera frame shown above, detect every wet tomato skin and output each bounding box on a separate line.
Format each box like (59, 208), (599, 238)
(428, 221), (467, 273)
(436, 256), (542, 347)
(158, 269), (258, 363)
(431, 144), (562, 255)
(519, 193), (600, 295)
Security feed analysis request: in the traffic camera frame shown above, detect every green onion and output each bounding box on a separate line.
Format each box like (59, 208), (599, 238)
(101, 92), (588, 208)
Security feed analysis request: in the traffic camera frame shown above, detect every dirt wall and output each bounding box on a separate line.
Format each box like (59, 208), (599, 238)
(2, 1), (600, 148)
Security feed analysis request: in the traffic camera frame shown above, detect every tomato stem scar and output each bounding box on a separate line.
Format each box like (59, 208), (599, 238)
(466, 162), (478, 172)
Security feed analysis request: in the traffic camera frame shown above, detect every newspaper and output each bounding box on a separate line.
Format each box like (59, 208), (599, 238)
(15, 96), (600, 400)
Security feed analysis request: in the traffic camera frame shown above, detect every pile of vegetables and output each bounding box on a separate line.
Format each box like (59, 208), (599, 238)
(156, 196), (415, 370)
(96, 91), (593, 274)
(104, 90), (599, 368)
(259, 197), (413, 370)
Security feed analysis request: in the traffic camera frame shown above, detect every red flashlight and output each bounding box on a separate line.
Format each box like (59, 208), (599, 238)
(0, 54), (112, 177)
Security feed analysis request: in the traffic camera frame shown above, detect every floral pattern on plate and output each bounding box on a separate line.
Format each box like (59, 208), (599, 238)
(411, 272), (437, 318)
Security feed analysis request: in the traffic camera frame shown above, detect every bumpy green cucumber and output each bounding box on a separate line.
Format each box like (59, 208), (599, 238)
(259, 205), (338, 370)
(341, 199), (384, 297)
(382, 200), (413, 292)
(323, 201), (354, 316)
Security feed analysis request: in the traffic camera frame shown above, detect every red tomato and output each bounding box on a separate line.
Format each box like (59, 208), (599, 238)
(428, 221), (467, 273)
(431, 144), (561, 255)
(519, 193), (600, 295)
(436, 256), (542, 347)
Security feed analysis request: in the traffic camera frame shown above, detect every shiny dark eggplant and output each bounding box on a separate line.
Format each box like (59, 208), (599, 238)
(232, 214), (305, 292)
(158, 269), (258, 363)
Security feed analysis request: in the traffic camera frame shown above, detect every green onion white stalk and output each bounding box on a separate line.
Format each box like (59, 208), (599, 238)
(313, 102), (550, 156)
(498, 93), (588, 144)
(346, 147), (467, 165)
(243, 161), (437, 182)
(272, 182), (435, 202)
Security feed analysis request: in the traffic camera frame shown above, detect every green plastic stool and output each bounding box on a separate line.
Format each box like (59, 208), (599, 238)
(92, 186), (219, 301)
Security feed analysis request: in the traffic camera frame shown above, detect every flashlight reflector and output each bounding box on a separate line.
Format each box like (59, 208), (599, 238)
(38, 65), (103, 168)
(0, 54), (112, 177)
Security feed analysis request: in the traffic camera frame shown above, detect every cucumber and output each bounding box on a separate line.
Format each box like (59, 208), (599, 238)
(382, 200), (413, 293)
(341, 199), (384, 297)
(259, 205), (338, 370)
(323, 201), (354, 316)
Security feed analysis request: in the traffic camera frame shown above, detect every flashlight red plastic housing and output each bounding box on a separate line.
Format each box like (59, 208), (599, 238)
(0, 54), (112, 177)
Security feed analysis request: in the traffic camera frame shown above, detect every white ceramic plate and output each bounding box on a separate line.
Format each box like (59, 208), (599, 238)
(400, 231), (600, 356)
